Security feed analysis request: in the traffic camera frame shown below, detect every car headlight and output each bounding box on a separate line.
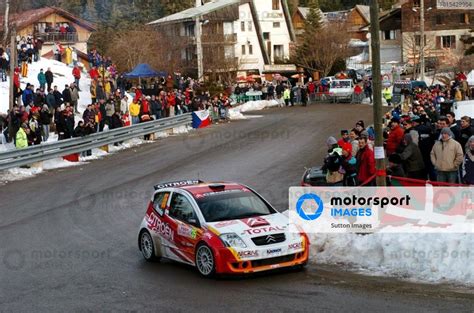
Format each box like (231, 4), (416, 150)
(220, 233), (247, 248)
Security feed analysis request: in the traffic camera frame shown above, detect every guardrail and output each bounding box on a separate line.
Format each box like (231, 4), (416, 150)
(0, 113), (193, 171)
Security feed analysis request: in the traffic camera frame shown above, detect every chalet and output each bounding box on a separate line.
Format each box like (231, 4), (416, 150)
(400, 0), (473, 65)
(370, 0), (473, 66)
(0, 7), (96, 63)
(149, 0), (298, 80)
(347, 5), (371, 41)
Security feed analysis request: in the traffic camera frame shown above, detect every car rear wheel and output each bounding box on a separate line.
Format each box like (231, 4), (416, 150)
(195, 243), (216, 277)
(140, 230), (160, 262)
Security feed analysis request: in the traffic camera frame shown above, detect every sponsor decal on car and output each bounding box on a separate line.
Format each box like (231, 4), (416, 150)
(243, 226), (285, 235)
(266, 248), (282, 255)
(177, 223), (198, 239)
(237, 250), (259, 258)
(288, 242), (304, 250)
(214, 220), (239, 228)
(147, 212), (174, 241)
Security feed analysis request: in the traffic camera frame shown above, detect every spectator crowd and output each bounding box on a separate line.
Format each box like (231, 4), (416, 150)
(321, 83), (474, 185)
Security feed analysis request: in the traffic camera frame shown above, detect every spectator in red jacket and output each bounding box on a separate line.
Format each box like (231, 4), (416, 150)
(386, 117), (404, 156)
(89, 66), (99, 81)
(356, 136), (375, 185)
(72, 65), (81, 91)
(337, 130), (352, 153)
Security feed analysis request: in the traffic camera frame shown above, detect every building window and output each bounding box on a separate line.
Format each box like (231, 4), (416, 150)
(248, 21), (253, 32)
(436, 15), (444, 25)
(272, 0), (280, 10)
(185, 24), (195, 37)
(263, 32), (270, 40)
(273, 22), (281, 28)
(383, 30), (396, 40)
(437, 35), (456, 49)
(241, 21), (245, 32)
(242, 45), (246, 55)
(460, 13), (469, 24)
(274, 45), (284, 59)
(415, 35), (426, 46)
(413, 0), (420, 7)
(249, 44), (253, 55)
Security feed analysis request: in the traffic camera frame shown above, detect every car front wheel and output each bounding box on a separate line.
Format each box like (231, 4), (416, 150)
(195, 243), (216, 277)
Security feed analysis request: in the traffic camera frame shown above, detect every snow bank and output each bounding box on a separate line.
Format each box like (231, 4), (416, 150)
(229, 100), (279, 120)
(0, 126), (191, 182)
(310, 232), (473, 286)
(0, 58), (92, 114)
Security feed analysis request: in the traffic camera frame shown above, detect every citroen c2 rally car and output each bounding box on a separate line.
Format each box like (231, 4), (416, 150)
(138, 180), (309, 277)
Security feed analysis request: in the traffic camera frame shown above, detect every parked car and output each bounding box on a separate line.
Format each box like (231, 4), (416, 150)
(329, 79), (354, 103)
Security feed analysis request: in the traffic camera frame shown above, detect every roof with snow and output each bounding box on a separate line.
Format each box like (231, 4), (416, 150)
(148, 0), (240, 25)
(0, 7), (96, 32)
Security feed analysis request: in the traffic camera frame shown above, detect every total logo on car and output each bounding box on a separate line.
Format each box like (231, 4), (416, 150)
(138, 180), (309, 277)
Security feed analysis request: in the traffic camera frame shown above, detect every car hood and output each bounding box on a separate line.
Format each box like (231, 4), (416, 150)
(207, 213), (289, 239)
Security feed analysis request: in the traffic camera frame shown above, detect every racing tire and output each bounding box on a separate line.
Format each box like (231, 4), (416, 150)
(139, 230), (160, 262)
(195, 243), (216, 278)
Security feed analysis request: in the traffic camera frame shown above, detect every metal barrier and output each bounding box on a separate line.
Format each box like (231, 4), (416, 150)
(0, 113), (193, 171)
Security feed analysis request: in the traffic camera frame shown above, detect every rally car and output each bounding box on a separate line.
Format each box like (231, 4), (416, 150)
(138, 180), (309, 277)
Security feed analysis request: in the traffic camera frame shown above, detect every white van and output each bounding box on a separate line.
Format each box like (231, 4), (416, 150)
(329, 79), (354, 102)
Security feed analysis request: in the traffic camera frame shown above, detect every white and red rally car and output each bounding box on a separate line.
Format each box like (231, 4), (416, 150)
(138, 180), (309, 277)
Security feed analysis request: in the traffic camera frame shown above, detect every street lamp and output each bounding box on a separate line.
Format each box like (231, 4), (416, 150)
(413, 2), (432, 81)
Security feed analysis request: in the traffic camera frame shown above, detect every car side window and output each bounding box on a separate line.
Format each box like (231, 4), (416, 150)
(153, 192), (170, 214)
(169, 193), (197, 225)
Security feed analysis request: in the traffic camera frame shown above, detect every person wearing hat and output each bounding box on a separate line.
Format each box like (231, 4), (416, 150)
(386, 117), (405, 156)
(337, 130), (352, 153)
(15, 123), (30, 149)
(341, 145), (358, 186)
(413, 114), (436, 180)
(430, 128), (464, 183)
(322, 137), (344, 185)
(356, 136), (375, 185)
(37, 68), (46, 91)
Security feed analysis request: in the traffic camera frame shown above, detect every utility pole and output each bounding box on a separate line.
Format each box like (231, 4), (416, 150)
(369, 0), (386, 187)
(3, 0), (9, 45)
(9, 27), (16, 111)
(195, 0), (204, 82)
(419, 0), (425, 81)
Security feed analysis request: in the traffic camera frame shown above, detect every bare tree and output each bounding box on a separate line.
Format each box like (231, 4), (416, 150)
(295, 21), (351, 77)
(403, 33), (433, 80)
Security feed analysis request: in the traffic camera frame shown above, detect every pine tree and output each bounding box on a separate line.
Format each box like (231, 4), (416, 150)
(304, 0), (323, 31)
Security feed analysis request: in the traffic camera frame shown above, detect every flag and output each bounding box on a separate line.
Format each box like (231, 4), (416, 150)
(192, 110), (211, 129)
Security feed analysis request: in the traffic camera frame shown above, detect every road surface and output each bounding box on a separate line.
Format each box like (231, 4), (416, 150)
(1, 104), (472, 312)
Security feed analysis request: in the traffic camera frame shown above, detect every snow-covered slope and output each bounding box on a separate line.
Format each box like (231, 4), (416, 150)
(0, 58), (92, 114)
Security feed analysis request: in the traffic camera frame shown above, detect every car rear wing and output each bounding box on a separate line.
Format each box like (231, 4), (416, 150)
(154, 180), (204, 190)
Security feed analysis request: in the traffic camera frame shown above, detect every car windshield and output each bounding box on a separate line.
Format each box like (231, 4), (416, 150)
(331, 81), (351, 88)
(196, 190), (274, 223)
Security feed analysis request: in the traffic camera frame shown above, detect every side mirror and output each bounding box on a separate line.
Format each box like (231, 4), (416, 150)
(188, 218), (200, 228)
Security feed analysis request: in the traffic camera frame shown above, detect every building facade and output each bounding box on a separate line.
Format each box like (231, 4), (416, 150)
(401, 0), (473, 64)
(0, 7), (96, 58)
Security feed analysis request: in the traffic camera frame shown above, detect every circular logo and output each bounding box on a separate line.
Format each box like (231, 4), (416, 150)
(296, 193), (324, 221)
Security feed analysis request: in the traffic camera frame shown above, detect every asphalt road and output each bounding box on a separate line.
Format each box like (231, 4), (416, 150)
(0, 104), (472, 312)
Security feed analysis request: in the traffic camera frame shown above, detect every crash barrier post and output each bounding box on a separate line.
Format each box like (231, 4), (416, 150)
(0, 113), (193, 171)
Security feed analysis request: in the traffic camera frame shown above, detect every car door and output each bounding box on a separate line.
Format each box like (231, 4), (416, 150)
(148, 191), (173, 257)
(166, 192), (202, 264)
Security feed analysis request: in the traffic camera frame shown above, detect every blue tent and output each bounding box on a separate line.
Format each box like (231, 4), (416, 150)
(124, 63), (166, 79)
